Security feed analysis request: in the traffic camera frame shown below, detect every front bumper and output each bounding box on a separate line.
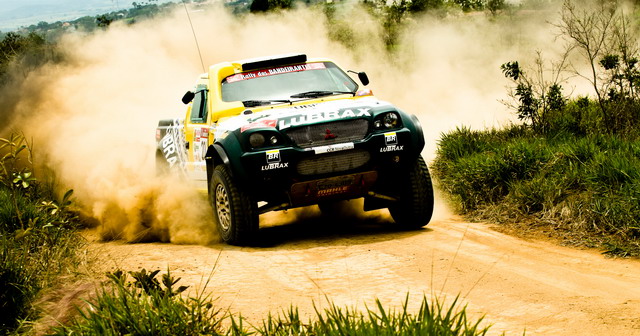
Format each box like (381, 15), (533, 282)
(237, 127), (419, 206)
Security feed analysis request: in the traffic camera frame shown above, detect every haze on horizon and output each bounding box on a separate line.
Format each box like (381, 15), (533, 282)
(0, 0), (176, 31)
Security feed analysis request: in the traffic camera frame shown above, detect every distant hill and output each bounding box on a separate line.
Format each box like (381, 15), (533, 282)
(0, 0), (175, 31)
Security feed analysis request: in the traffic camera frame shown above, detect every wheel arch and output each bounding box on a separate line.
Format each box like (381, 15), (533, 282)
(408, 113), (426, 154)
(206, 144), (229, 184)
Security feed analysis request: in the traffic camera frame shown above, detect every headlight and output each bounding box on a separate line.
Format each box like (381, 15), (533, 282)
(269, 135), (279, 145)
(374, 112), (401, 130)
(249, 133), (265, 148)
(383, 113), (399, 128)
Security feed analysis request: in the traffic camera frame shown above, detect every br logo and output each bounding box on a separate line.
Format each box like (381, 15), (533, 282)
(266, 150), (280, 163)
(384, 132), (398, 146)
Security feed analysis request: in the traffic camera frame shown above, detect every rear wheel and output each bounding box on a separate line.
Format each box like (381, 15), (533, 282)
(210, 164), (258, 245)
(388, 156), (434, 229)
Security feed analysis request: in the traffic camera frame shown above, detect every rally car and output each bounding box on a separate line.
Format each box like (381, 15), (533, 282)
(156, 54), (433, 245)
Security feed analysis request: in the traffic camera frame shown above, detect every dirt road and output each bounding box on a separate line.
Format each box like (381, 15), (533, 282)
(86, 206), (640, 335)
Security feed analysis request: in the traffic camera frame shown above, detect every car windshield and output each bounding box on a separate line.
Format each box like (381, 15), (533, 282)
(221, 62), (358, 102)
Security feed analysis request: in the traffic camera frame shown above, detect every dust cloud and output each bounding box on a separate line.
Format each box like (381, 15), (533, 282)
(2, 3), (562, 243)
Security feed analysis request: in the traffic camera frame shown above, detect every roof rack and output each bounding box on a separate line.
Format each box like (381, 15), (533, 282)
(238, 54), (307, 71)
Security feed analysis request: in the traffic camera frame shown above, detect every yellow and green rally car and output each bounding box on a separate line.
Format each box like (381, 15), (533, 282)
(157, 54), (433, 245)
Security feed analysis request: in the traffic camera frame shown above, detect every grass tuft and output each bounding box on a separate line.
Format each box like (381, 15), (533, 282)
(54, 270), (499, 336)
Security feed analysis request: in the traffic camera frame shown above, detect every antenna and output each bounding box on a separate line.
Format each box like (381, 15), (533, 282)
(181, 0), (206, 74)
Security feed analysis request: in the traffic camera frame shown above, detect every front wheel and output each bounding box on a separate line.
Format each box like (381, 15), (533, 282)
(388, 156), (434, 229)
(209, 164), (258, 245)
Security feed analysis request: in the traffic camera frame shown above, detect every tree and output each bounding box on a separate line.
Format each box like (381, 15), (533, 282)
(96, 15), (114, 28)
(555, 0), (640, 132)
(0, 31), (52, 82)
(501, 51), (569, 133)
(487, 0), (505, 15)
(249, 0), (292, 12)
(407, 0), (444, 13)
(556, 0), (617, 121)
(453, 0), (484, 12)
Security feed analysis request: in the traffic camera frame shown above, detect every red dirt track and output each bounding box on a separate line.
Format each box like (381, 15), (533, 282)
(87, 210), (640, 335)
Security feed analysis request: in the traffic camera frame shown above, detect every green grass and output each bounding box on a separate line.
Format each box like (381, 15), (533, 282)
(433, 125), (640, 257)
(51, 270), (223, 336)
(0, 186), (85, 333)
(247, 296), (491, 336)
(0, 134), (85, 334)
(53, 269), (497, 336)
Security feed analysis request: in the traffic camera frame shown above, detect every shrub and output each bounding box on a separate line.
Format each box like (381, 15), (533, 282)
(434, 124), (640, 256)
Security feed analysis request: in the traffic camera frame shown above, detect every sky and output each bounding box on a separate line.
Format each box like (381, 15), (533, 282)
(0, 0), (176, 31)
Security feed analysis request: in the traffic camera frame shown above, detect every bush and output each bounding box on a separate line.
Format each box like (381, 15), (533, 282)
(434, 124), (640, 256)
(434, 127), (549, 211)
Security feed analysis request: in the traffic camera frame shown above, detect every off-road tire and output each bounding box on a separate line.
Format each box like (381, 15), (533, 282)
(210, 164), (258, 245)
(388, 155), (434, 229)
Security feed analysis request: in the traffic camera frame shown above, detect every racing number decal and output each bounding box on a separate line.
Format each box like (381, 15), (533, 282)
(193, 128), (209, 162)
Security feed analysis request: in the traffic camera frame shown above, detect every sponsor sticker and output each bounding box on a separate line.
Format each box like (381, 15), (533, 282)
(313, 142), (355, 154)
(384, 132), (398, 146)
(279, 108), (371, 129)
(317, 186), (349, 197)
(266, 149), (280, 163)
(162, 134), (177, 166)
(241, 119), (277, 132)
(193, 128), (209, 163)
(381, 132), (403, 152)
(380, 145), (404, 152)
(160, 121), (188, 170)
(355, 89), (373, 96)
(262, 149), (289, 170)
(226, 63), (326, 83)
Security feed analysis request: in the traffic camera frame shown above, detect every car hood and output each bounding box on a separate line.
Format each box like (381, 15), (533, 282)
(214, 97), (394, 137)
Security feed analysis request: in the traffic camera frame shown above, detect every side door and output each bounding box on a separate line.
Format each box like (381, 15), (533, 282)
(184, 85), (210, 186)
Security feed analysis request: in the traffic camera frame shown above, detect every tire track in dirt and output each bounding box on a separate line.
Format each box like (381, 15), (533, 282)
(86, 212), (640, 335)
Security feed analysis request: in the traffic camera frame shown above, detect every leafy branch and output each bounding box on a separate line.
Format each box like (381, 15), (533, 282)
(500, 51), (570, 133)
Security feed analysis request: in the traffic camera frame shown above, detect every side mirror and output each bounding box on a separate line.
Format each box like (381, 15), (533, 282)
(349, 70), (370, 86)
(358, 72), (369, 86)
(182, 91), (195, 104)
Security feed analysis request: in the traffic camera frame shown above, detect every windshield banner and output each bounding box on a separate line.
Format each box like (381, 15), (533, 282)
(226, 63), (326, 83)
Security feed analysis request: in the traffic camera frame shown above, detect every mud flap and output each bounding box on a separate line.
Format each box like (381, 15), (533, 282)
(157, 119), (189, 177)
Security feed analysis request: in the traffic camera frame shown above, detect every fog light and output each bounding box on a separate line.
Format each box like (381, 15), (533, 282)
(249, 133), (265, 148)
(269, 135), (278, 145)
(393, 155), (400, 163)
(374, 120), (382, 129)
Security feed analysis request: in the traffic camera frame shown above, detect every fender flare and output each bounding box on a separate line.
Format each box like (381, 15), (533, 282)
(409, 114), (426, 154)
(205, 143), (230, 181)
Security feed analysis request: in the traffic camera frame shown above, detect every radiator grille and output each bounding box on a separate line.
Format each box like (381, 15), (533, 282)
(285, 119), (369, 148)
(297, 149), (370, 176)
